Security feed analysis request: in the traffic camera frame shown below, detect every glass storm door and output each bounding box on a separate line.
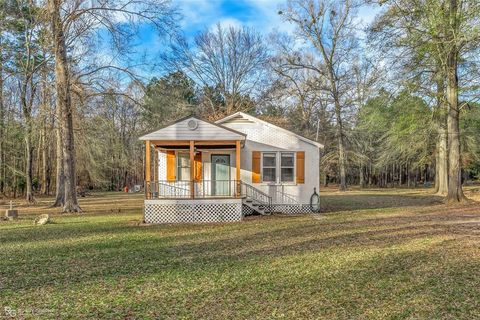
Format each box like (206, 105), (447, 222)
(211, 155), (230, 196)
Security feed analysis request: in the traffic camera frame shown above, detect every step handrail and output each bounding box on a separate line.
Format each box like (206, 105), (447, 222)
(240, 181), (272, 208)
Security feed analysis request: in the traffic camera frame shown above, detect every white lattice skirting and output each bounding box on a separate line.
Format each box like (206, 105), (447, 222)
(144, 199), (243, 224)
(270, 204), (313, 214)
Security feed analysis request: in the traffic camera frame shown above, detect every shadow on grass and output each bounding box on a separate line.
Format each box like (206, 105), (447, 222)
(132, 238), (480, 319)
(320, 191), (445, 213)
(1, 190), (479, 318)
(1, 202), (479, 296)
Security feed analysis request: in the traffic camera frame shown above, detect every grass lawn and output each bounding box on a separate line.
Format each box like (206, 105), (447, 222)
(1, 188), (479, 319)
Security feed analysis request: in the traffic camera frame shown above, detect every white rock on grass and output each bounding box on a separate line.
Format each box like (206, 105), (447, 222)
(34, 214), (50, 225)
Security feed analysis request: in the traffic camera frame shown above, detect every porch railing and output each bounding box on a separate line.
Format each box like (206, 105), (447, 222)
(145, 180), (242, 199)
(270, 186), (298, 204)
(145, 181), (274, 209)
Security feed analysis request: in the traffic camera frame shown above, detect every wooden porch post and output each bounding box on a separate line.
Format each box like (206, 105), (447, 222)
(190, 140), (195, 199)
(145, 140), (151, 199)
(236, 140), (241, 197)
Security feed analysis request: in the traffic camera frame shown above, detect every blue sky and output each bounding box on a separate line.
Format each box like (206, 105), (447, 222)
(175, 0), (379, 38)
(177, 0), (292, 35)
(132, 0), (293, 59)
(115, 0), (380, 79)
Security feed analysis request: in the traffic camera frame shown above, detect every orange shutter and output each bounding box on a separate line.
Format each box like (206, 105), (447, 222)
(166, 150), (176, 181)
(296, 151), (305, 184)
(252, 151), (261, 183)
(194, 152), (202, 181)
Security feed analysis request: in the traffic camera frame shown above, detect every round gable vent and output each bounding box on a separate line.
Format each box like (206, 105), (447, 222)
(187, 119), (198, 130)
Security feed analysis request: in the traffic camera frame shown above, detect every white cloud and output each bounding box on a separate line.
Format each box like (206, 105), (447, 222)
(213, 17), (243, 30)
(357, 5), (380, 26)
(173, 0), (380, 43)
(175, 0), (221, 29)
(175, 0), (293, 36)
(243, 0), (295, 34)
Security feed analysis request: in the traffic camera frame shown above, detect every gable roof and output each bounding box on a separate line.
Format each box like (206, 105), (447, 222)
(139, 115), (246, 141)
(216, 112), (324, 148)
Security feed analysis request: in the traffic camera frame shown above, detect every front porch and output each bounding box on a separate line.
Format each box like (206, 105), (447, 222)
(140, 117), (270, 222)
(143, 138), (248, 223)
(144, 138), (247, 223)
(144, 139), (243, 199)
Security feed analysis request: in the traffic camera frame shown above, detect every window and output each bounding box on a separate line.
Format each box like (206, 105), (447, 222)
(262, 153), (276, 182)
(260, 152), (296, 183)
(177, 152), (190, 180)
(280, 153), (295, 182)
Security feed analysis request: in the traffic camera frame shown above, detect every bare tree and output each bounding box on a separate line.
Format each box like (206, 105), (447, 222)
(47, 0), (80, 211)
(279, 0), (360, 191)
(7, 1), (46, 203)
(269, 38), (329, 138)
(45, 0), (177, 212)
(166, 24), (269, 119)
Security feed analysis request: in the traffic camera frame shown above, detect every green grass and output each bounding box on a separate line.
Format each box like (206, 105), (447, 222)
(0, 188), (479, 319)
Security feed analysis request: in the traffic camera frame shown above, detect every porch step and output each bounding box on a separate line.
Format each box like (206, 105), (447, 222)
(240, 182), (272, 216)
(242, 198), (269, 216)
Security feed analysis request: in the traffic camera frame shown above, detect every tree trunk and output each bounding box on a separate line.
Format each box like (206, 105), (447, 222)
(423, 164), (428, 186)
(21, 87), (35, 204)
(359, 164), (365, 188)
(13, 156), (17, 198)
(0, 39), (4, 195)
(445, 0), (465, 203)
(49, 0), (81, 212)
(435, 78), (449, 195)
(399, 163), (402, 186)
(368, 162), (373, 187)
(335, 99), (347, 191)
(384, 167), (388, 188)
(407, 163), (411, 187)
(391, 163), (395, 187)
(41, 131), (48, 195)
(52, 104), (65, 207)
(414, 168), (418, 188)
(435, 127), (448, 196)
(24, 130), (35, 203)
(40, 66), (49, 195)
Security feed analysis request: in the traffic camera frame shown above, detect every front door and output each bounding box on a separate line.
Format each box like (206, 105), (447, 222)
(211, 155), (230, 196)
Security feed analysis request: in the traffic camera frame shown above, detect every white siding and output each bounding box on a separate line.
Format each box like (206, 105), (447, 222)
(151, 113), (321, 205)
(158, 151), (167, 181)
(140, 117), (245, 141)
(221, 115), (320, 204)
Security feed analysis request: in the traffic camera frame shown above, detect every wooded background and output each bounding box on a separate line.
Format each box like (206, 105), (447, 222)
(1, 0), (479, 211)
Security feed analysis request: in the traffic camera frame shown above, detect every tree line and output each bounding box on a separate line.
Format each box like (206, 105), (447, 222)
(0, 0), (479, 211)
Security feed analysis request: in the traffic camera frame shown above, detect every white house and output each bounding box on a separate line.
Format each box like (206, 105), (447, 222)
(139, 112), (323, 224)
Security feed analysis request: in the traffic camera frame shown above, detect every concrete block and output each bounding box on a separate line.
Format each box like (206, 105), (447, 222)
(5, 209), (18, 220)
